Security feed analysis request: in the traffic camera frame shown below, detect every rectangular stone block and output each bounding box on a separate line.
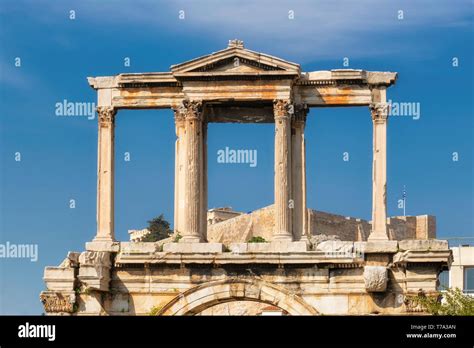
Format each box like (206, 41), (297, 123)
(44, 267), (76, 291)
(398, 239), (448, 251)
(85, 241), (120, 252)
(121, 242), (157, 254)
(363, 240), (398, 253)
(163, 242), (224, 253)
(229, 241), (308, 253)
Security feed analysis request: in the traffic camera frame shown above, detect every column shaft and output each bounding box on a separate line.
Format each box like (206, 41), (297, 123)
(273, 99), (293, 241)
(182, 101), (203, 242)
(95, 106), (116, 241)
(201, 122), (208, 241)
(369, 95), (389, 240)
(173, 110), (186, 234)
(291, 106), (308, 241)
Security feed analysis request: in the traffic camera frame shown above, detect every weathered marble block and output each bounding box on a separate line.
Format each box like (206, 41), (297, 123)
(163, 242), (224, 253)
(363, 266), (388, 292)
(78, 251), (111, 291)
(44, 267), (76, 291)
(398, 239), (448, 251)
(39, 291), (76, 314)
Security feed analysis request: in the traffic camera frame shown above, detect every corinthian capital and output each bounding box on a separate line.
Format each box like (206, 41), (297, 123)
(273, 99), (292, 119)
(173, 104), (186, 125)
(369, 102), (390, 123)
(292, 103), (308, 127)
(97, 106), (116, 127)
(180, 100), (203, 121)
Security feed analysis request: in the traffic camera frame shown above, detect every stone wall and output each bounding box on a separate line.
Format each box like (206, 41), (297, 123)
(207, 205), (436, 244)
(40, 239), (451, 316)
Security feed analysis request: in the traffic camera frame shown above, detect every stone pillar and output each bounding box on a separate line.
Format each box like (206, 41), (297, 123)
(94, 106), (116, 243)
(173, 108), (186, 235)
(291, 104), (309, 242)
(369, 89), (390, 241)
(273, 99), (293, 241)
(182, 100), (204, 243)
(201, 121), (208, 242)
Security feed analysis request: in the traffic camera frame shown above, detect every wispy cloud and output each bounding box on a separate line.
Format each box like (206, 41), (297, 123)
(0, 59), (34, 90)
(3, 0), (472, 63)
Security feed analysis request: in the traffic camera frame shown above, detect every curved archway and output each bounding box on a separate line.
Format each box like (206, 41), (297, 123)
(158, 278), (318, 316)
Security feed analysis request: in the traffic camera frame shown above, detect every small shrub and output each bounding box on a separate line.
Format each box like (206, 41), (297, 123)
(148, 305), (163, 316)
(248, 236), (267, 243)
(412, 288), (474, 316)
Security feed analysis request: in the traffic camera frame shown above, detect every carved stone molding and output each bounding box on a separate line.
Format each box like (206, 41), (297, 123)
(369, 102), (390, 123)
(273, 99), (292, 120)
(292, 103), (308, 127)
(228, 39), (244, 49)
(40, 291), (76, 313)
(180, 100), (203, 121)
(78, 251), (111, 291)
(173, 105), (186, 125)
(97, 106), (117, 127)
(363, 265), (388, 292)
(79, 251), (111, 267)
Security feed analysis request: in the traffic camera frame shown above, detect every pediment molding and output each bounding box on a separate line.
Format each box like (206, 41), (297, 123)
(170, 41), (300, 77)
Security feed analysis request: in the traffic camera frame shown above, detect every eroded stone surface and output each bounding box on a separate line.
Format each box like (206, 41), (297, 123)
(363, 266), (388, 292)
(40, 291), (76, 314)
(78, 251), (111, 291)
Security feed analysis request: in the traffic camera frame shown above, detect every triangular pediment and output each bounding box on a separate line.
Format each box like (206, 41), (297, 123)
(170, 40), (300, 76)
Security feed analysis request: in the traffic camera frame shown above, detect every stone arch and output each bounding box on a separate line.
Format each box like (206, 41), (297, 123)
(158, 278), (318, 315)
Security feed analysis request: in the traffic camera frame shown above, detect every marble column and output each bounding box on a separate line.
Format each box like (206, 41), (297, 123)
(273, 99), (293, 241)
(95, 106), (116, 242)
(182, 100), (204, 243)
(201, 121), (208, 242)
(291, 104), (309, 242)
(173, 108), (186, 235)
(369, 90), (390, 241)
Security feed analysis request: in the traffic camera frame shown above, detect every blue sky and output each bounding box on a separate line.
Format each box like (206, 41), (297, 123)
(0, 0), (472, 314)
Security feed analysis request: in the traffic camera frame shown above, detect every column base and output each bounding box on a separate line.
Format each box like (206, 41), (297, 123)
(86, 240), (120, 252)
(179, 235), (202, 243)
(272, 232), (293, 242)
(367, 231), (389, 241)
(299, 234), (310, 244)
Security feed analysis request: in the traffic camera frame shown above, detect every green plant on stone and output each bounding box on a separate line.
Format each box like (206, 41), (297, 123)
(148, 305), (163, 316)
(248, 236), (267, 243)
(411, 288), (474, 316)
(174, 233), (182, 243)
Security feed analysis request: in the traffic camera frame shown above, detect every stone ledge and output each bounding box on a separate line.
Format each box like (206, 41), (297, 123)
(86, 241), (120, 252)
(115, 251), (364, 266)
(393, 250), (452, 265)
(398, 239), (449, 251)
(43, 267), (76, 291)
(163, 242), (224, 253)
(357, 241), (398, 253)
(229, 241), (308, 253)
(121, 242), (158, 254)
